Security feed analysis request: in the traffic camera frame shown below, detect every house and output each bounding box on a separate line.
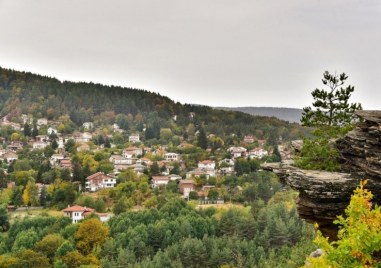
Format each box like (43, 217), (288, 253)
(62, 205), (111, 223)
(186, 168), (215, 179)
(136, 157), (153, 167)
(1, 120), (21, 130)
(198, 160), (216, 170)
(218, 166), (234, 175)
(77, 143), (90, 152)
(37, 118), (48, 126)
(228, 147), (247, 159)
(129, 133), (140, 143)
(122, 147), (143, 157)
(75, 132), (93, 143)
(47, 127), (58, 135)
(85, 172), (117, 192)
(7, 142), (23, 152)
(168, 174), (182, 181)
(244, 135), (255, 143)
(151, 176), (170, 188)
(32, 141), (49, 150)
(164, 152), (180, 162)
(50, 154), (65, 166)
(82, 122), (94, 129)
(179, 179), (195, 198)
(219, 158), (235, 167)
(109, 155), (134, 165)
(249, 148), (269, 159)
(35, 135), (48, 142)
(59, 158), (72, 169)
(2, 151), (18, 162)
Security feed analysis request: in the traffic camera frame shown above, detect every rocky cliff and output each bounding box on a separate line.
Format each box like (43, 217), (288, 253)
(264, 111), (381, 239)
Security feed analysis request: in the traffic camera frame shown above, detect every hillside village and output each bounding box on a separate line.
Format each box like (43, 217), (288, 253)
(0, 111), (290, 222)
(0, 68), (312, 267)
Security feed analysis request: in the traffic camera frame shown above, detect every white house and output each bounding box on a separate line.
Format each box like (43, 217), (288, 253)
(165, 152), (180, 162)
(50, 154), (65, 166)
(151, 176), (170, 188)
(219, 158), (235, 166)
(129, 133), (140, 143)
(198, 160), (216, 170)
(62, 205), (111, 223)
(37, 118), (48, 126)
(249, 148), (269, 159)
(179, 179), (195, 198)
(122, 147), (143, 157)
(228, 147), (247, 159)
(168, 174), (182, 181)
(1, 151), (18, 162)
(75, 132), (93, 143)
(82, 122), (94, 129)
(47, 127), (58, 135)
(244, 135), (255, 143)
(109, 155), (134, 165)
(33, 141), (49, 150)
(85, 172), (117, 192)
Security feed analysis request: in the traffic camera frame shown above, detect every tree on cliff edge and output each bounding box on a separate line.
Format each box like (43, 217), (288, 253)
(301, 71), (362, 127)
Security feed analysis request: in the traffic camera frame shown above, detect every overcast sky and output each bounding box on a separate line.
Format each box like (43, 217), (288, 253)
(0, 0), (380, 109)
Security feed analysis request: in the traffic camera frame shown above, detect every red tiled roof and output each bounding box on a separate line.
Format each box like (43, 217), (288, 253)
(62, 205), (94, 212)
(201, 160), (214, 164)
(152, 176), (169, 181)
(86, 172), (104, 181)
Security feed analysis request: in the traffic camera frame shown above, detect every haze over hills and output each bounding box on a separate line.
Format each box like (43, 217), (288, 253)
(216, 107), (303, 123)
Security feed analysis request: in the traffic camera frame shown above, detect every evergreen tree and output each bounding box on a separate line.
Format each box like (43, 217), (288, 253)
(23, 122), (31, 137)
(301, 71), (362, 127)
(31, 123), (39, 138)
(197, 127), (208, 149)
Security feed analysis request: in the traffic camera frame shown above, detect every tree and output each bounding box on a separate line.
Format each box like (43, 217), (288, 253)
(0, 205), (10, 232)
(23, 179), (39, 206)
(75, 218), (109, 255)
(301, 71), (362, 127)
(197, 127), (208, 150)
(305, 181), (381, 267)
(34, 234), (65, 262)
(23, 122), (31, 137)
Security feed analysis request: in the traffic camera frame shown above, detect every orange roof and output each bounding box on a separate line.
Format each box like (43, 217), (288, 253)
(152, 176), (169, 181)
(62, 205), (94, 212)
(86, 172), (104, 181)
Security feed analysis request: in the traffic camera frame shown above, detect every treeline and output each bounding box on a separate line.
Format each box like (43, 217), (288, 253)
(0, 187), (315, 268)
(0, 67), (304, 141)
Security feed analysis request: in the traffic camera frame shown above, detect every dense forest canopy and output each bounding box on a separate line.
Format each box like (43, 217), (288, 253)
(0, 67), (304, 142)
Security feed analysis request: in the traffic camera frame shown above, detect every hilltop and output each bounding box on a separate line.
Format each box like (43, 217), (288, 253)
(216, 106), (303, 123)
(0, 67), (304, 142)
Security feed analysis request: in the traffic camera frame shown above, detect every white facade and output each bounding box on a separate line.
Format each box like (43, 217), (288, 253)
(249, 148), (269, 159)
(198, 160), (216, 170)
(47, 127), (58, 135)
(85, 172), (117, 192)
(165, 152), (180, 162)
(37, 118), (48, 126)
(129, 134), (140, 143)
(33, 141), (49, 150)
(82, 122), (94, 129)
(151, 176), (170, 188)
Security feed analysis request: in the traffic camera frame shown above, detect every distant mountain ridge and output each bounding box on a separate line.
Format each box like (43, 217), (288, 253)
(216, 107), (303, 123)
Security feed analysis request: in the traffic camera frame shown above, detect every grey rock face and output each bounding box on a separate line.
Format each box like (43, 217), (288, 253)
(264, 111), (381, 239)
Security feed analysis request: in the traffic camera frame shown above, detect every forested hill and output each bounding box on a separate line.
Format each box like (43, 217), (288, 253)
(216, 107), (303, 123)
(0, 67), (303, 140)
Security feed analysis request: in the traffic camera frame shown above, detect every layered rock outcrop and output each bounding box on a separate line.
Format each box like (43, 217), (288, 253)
(264, 111), (381, 239)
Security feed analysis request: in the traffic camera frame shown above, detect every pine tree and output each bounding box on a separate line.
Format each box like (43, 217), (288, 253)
(301, 71), (362, 127)
(197, 127), (208, 149)
(23, 123), (31, 137)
